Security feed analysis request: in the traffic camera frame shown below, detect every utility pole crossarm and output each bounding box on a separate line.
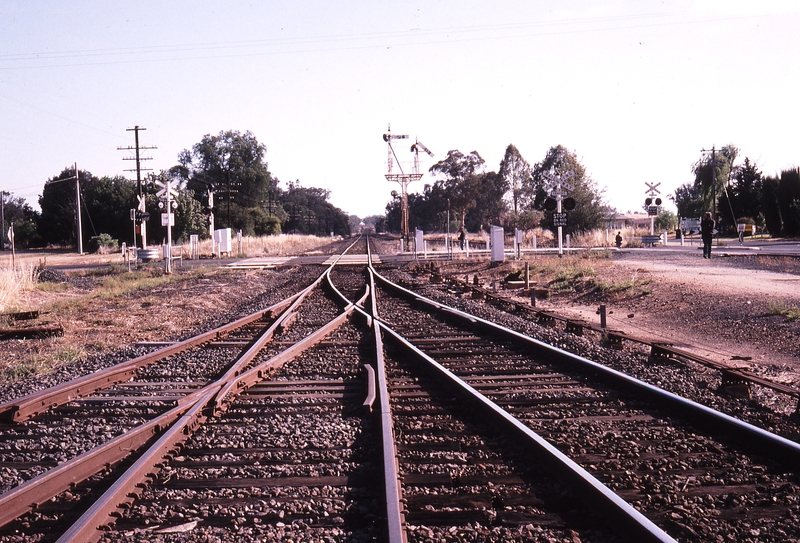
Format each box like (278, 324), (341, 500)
(120, 126), (157, 250)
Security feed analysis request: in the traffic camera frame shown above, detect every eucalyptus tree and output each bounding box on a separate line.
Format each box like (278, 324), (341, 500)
(0, 194), (40, 249)
(178, 130), (278, 229)
(675, 144), (738, 219)
(778, 168), (800, 237)
(528, 145), (607, 233)
(498, 144), (532, 218)
(428, 150), (486, 229)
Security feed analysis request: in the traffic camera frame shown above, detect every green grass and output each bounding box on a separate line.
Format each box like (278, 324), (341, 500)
(593, 276), (653, 295)
(0, 346), (86, 382)
(93, 266), (212, 299)
(45, 267), (209, 316)
(545, 263), (596, 293)
(36, 281), (69, 293)
(769, 301), (800, 321)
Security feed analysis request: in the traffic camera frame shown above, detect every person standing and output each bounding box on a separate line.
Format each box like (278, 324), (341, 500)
(615, 231), (623, 248)
(700, 212), (715, 259)
(458, 228), (466, 250)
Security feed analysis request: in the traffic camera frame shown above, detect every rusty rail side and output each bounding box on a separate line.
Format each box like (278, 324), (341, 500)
(0, 292), (301, 423)
(55, 296), (357, 543)
(435, 272), (800, 410)
(367, 270), (407, 543)
(0, 388), (206, 528)
(0, 289), (309, 531)
(51, 237), (366, 542)
(55, 387), (219, 543)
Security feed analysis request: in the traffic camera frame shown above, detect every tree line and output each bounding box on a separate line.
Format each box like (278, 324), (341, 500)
(381, 144), (610, 236)
(1, 130), (351, 250)
(4, 135), (798, 251)
(672, 145), (800, 236)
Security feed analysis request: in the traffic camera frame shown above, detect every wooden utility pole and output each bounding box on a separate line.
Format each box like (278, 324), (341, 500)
(118, 126), (156, 248)
(75, 163), (83, 254)
(46, 167), (82, 254)
(0, 191), (6, 252)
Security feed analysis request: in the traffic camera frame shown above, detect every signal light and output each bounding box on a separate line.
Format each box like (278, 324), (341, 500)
(645, 198), (652, 206)
(563, 197), (576, 211)
(655, 198), (662, 206)
(544, 198), (557, 211)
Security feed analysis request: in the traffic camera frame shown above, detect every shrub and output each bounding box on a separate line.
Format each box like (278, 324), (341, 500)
(88, 234), (119, 254)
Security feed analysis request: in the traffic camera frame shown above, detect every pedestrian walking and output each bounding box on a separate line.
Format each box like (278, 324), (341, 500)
(700, 212), (715, 259)
(458, 228), (466, 250)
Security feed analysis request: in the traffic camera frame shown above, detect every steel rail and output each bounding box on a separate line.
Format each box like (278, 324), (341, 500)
(356, 238), (671, 543)
(56, 386), (220, 543)
(325, 239), (406, 542)
(440, 272), (800, 409)
(366, 273), (407, 543)
(370, 267), (800, 460)
(0, 292), (301, 423)
(53, 237), (365, 542)
(377, 320), (676, 543)
(212, 252), (371, 415)
(0, 388), (203, 529)
(0, 287), (308, 532)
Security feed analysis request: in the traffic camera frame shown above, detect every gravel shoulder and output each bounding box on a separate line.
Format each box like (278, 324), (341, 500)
(560, 251), (800, 377)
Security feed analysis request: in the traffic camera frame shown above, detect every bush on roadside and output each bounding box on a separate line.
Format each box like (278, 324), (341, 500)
(88, 234), (119, 255)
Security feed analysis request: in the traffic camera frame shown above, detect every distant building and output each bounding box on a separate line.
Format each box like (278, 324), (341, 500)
(604, 212), (652, 230)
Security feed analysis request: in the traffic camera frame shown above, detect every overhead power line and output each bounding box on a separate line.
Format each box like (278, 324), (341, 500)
(0, 11), (787, 70)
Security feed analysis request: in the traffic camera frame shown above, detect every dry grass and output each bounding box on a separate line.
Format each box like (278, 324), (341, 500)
(573, 227), (651, 248)
(769, 301), (800, 322)
(190, 233), (342, 257)
(0, 262), (40, 314)
(0, 233), (338, 380)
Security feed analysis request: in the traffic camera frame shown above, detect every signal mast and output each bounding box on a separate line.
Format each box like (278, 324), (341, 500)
(383, 125), (433, 251)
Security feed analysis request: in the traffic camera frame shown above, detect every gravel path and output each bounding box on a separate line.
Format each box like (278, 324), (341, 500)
(553, 251), (800, 383)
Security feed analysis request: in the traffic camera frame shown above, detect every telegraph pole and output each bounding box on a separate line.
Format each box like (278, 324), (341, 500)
(46, 165), (82, 254)
(701, 145), (719, 220)
(0, 191), (6, 252)
(118, 126), (156, 248)
(75, 163), (83, 254)
(712, 146), (717, 221)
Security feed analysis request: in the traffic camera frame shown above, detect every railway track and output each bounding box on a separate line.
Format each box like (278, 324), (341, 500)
(0, 236), (797, 541)
(371, 255), (800, 542)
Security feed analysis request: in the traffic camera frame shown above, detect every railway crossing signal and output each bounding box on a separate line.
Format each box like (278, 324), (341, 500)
(644, 182), (662, 233)
(542, 168), (574, 256)
(153, 179), (179, 274)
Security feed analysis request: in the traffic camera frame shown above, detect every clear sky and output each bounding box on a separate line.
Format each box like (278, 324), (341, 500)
(1, 1), (798, 220)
